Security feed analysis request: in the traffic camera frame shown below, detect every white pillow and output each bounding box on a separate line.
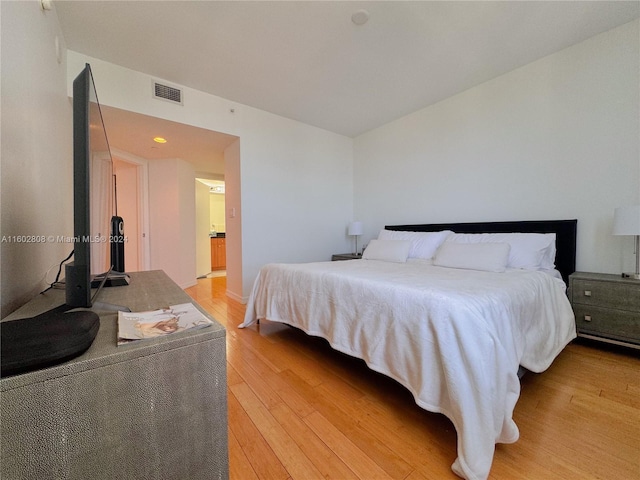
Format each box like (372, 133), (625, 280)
(539, 234), (557, 270)
(377, 229), (452, 260)
(447, 233), (556, 270)
(362, 239), (411, 263)
(433, 242), (511, 272)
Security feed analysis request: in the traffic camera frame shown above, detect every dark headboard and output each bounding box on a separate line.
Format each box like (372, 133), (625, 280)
(386, 219), (577, 284)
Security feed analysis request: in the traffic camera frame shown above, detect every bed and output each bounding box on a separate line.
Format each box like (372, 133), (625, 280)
(239, 219), (577, 480)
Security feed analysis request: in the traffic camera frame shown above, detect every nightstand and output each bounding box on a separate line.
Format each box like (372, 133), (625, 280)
(568, 272), (640, 349)
(331, 253), (362, 261)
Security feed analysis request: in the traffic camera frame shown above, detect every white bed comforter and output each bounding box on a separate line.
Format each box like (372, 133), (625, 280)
(239, 259), (576, 480)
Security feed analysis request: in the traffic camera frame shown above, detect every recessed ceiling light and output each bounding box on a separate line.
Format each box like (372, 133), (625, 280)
(351, 9), (370, 26)
(153, 137), (167, 144)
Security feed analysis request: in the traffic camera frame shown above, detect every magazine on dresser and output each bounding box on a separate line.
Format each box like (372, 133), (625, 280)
(117, 302), (213, 345)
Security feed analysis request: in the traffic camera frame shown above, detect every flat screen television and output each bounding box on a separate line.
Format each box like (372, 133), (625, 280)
(65, 63), (128, 308)
(1, 64), (119, 377)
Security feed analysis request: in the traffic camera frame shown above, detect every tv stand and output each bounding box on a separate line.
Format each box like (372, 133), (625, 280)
(89, 300), (131, 312)
(1, 270), (228, 480)
(90, 271), (130, 288)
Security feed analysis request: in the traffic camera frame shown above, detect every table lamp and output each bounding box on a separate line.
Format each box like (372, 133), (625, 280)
(348, 221), (363, 255)
(613, 204), (640, 279)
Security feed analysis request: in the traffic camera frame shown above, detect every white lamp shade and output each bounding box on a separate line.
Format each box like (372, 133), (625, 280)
(348, 221), (363, 236)
(613, 205), (640, 235)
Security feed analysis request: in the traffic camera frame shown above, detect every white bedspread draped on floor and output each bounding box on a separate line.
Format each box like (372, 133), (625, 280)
(239, 259), (576, 480)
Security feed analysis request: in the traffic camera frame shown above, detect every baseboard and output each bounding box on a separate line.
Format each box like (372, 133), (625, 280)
(226, 289), (248, 304)
(181, 279), (198, 289)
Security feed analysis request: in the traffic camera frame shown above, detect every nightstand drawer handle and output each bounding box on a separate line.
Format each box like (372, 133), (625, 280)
(583, 290), (592, 297)
(584, 315), (592, 322)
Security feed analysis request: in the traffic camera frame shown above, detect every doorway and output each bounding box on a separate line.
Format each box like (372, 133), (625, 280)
(195, 178), (226, 278)
(101, 105), (240, 295)
(113, 155), (149, 273)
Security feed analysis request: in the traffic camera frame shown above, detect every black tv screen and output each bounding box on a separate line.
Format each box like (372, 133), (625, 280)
(65, 64), (114, 308)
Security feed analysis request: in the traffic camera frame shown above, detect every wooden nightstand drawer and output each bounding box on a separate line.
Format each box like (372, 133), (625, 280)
(569, 272), (640, 349)
(572, 304), (640, 346)
(571, 279), (640, 312)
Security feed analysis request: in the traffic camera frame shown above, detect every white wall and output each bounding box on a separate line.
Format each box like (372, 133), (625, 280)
(1, 1), (73, 317)
(66, 52), (354, 301)
(224, 139), (243, 302)
(354, 20), (640, 275)
(209, 194), (225, 233)
(148, 158), (197, 288)
(238, 105), (354, 297)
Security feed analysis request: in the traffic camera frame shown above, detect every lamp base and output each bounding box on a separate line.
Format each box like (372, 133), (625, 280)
(621, 272), (640, 280)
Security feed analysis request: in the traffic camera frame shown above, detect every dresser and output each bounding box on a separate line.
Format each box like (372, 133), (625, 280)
(568, 272), (640, 349)
(1, 270), (229, 480)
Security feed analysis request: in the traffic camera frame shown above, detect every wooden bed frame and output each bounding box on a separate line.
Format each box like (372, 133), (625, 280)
(386, 219), (577, 284)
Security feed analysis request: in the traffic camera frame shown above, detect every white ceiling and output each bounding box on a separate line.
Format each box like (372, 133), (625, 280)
(100, 105), (236, 176)
(55, 1), (639, 168)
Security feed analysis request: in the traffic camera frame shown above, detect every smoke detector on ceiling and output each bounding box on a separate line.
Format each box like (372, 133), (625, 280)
(152, 80), (183, 105)
(351, 9), (370, 26)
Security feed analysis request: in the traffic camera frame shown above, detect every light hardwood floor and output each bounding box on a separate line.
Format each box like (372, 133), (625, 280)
(186, 276), (640, 480)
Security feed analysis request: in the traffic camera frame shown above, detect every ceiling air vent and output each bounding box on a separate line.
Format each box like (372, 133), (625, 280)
(152, 80), (183, 105)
